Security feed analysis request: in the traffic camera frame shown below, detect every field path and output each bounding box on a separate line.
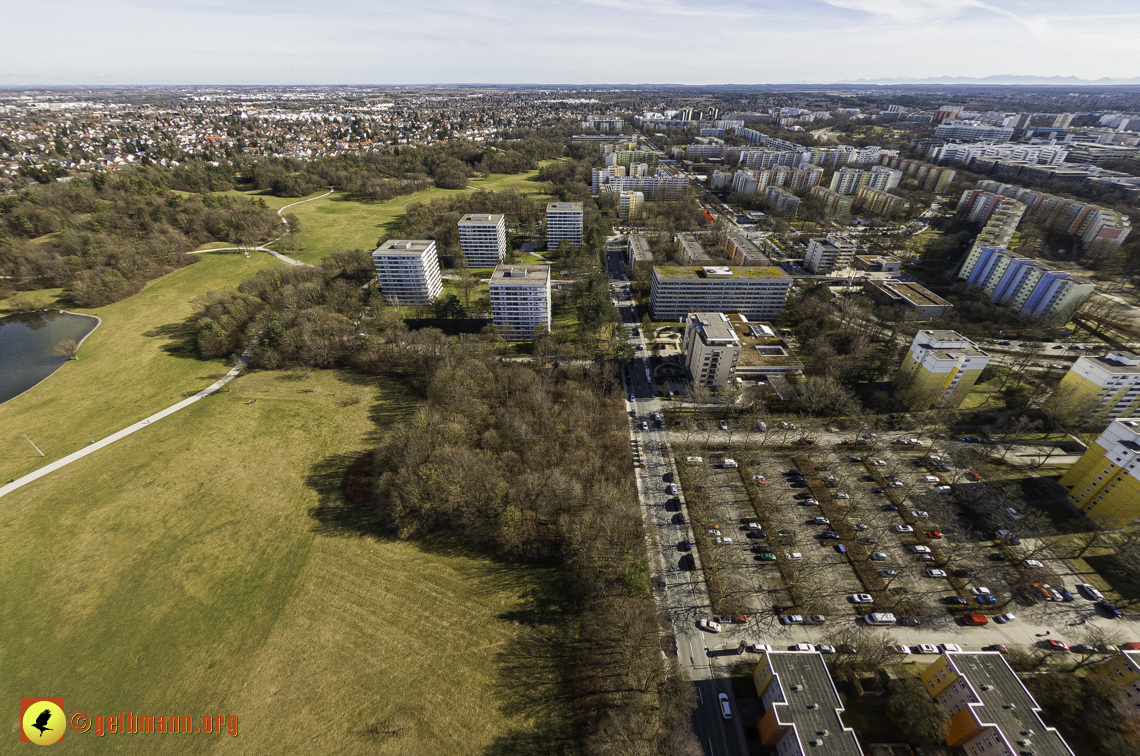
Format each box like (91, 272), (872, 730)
(191, 189), (335, 267)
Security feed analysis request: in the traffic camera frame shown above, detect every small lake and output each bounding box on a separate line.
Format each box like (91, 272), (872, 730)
(0, 310), (99, 404)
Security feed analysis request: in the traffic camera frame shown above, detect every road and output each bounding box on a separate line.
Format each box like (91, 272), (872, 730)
(189, 189), (332, 267)
(608, 246), (749, 756)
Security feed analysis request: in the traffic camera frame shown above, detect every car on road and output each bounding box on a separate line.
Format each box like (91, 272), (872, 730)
(894, 645), (912, 654)
(916, 644), (939, 654)
(698, 619), (722, 633)
(870, 552), (888, 561)
(628, 394), (634, 402)
(1099, 600), (1123, 618)
(939, 643), (963, 653)
(718, 693), (732, 719)
(895, 525), (914, 533)
(926, 569), (948, 578)
(1079, 583), (1105, 600)
(983, 644), (1009, 653)
(816, 644), (838, 654)
(1044, 639), (1069, 651)
(780, 614), (804, 625)
(851, 593), (874, 604)
(718, 420), (727, 431)
(995, 613), (1017, 623)
(1071, 644), (1098, 655)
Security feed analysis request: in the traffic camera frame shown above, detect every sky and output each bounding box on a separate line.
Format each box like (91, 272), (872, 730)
(2, 0), (1139, 85)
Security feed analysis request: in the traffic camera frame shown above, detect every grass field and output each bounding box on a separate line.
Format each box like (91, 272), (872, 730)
(235, 169), (553, 265)
(0, 368), (576, 755)
(0, 251), (282, 483)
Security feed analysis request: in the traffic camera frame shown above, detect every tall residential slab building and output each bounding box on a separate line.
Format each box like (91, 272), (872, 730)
(372, 239), (443, 305)
(457, 213), (507, 267)
(1059, 418), (1140, 527)
(489, 265), (551, 341)
(895, 330), (991, 409)
(803, 235), (857, 274)
(964, 248), (1094, 323)
(753, 651), (865, 756)
(920, 652), (1075, 756)
(650, 265), (793, 322)
(682, 312), (741, 387)
(546, 202), (583, 250)
(1048, 352), (1140, 425)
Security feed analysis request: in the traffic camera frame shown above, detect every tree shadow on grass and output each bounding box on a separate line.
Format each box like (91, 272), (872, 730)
(304, 451), (388, 539)
(142, 314), (202, 361)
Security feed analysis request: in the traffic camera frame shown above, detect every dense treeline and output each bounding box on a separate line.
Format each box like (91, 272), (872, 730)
(400, 189), (546, 259)
(368, 352), (701, 756)
(195, 249), (376, 369)
(238, 137), (567, 199)
(0, 169), (281, 306)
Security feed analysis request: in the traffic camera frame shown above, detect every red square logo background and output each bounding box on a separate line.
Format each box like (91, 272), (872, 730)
(20, 698), (65, 743)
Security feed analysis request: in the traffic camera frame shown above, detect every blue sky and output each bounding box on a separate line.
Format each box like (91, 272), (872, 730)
(2, 0), (1137, 85)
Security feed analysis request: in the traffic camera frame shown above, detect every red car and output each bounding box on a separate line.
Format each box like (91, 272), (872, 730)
(963, 614), (989, 626)
(926, 531), (943, 539)
(1045, 639), (1069, 651)
(966, 471), (982, 481)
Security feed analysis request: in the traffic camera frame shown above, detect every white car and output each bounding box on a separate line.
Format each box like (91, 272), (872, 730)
(803, 498), (819, 506)
(786, 552), (803, 560)
(916, 644), (939, 654)
(995, 612), (1017, 623)
(924, 475), (941, 483)
(912, 545), (932, 554)
(719, 693), (732, 720)
(873, 459), (887, 466)
(698, 618), (722, 633)
(749, 643), (774, 653)
(934, 485), (952, 493)
(816, 644), (838, 654)
(814, 517), (831, 525)
(894, 644), (912, 654)
(939, 643), (963, 653)
(1024, 559), (1044, 568)
(851, 593), (874, 604)
(848, 456), (862, 462)
(780, 614), (804, 625)
(715, 537), (734, 545)
(719, 420), (728, 431)
(836, 492), (851, 499)
(853, 523), (869, 531)
(668, 484), (678, 494)
(970, 587), (992, 595)
(911, 510), (929, 518)
(888, 482), (904, 488)
(895, 525), (914, 533)
(629, 394), (635, 402)
(1078, 583), (1105, 600)
(926, 569), (948, 578)
(791, 643), (815, 652)
(707, 529), (721, 536)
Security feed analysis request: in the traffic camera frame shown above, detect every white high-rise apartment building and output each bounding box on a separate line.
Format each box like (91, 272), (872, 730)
(683, 313), (741, 387)
(489, 265), (552, 341)
(804, 235), (857, 274)
(546, 202), (584, 251)
(457, 214), (507, 267)
(373, 240), (444, 305)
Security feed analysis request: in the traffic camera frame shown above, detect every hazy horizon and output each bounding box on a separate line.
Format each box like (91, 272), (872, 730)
(4, 0), (1138, 87)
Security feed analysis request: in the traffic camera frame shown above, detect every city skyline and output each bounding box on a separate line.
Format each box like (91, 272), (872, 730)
(3, 0), (1139, 85)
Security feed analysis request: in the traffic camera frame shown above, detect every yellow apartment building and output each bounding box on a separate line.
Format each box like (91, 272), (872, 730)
(895, 330), (991, 409)
(1047, 352), (1140, 424)
(1059, 418), (1140, 527)
(753, 651), (864, 756)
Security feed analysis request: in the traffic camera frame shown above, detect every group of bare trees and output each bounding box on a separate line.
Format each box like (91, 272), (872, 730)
(366, 351), (701, 756)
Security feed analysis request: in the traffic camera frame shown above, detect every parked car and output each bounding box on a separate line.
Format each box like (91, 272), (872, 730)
(836, 492), (851, 499)
(977, 595), (997, 605)
(1071, 644), (1098, 655)
(926, 569), (948, 578)
(813, 517), (831, 525)
(851, 593), (874, 604)
(806, 615), (827, 625)
(983, 644), (1009, 653)
(879, 569), (898, 577)
(939, 643), (964, 653)
(668, 484), (678, 494)
(719, 420), (727, 431)
(926, 531), (943, 539)
(1078, 583), (1105, 600)
(916, 644), (939, 654)
(816, 644), (838, 654)
(873, 459), (887, 466)
(895, 525), (914, 533)
(1099, 600), (1123, 619)
(873, 488), (886, 494)
(780, 614), (804, 625)
(912, 545), (932, 554)
(785, 552), (803, 560)
(790, 643), (814, 652)
(894, 645), (912, 654)
(698, 619), (722, 633)
(870, 552), (888, 561)
(970, 587), (992, 596)
(1044, 639), (1069, 651)
(944, 597), (968, 605)
(963, 614), (989, 626)
(1024, 559), (1044, 568)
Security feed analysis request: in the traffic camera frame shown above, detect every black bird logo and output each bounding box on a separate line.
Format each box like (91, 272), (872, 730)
(31, 708), (53, 738)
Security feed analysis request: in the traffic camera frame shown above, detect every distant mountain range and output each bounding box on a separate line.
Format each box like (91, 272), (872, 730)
(843, 75), (1140, 86)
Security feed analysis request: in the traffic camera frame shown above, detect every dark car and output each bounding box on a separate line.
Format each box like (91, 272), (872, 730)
(859, 537), (877, 545)
(787, 469), (802, 476)
(676, 513), (686, 525)
(872, 487), (885, 494)
(882, 504), (897, 511)
(680, 540), (692, 551)
(791, 481), (808, 488)
(820, 531), (839, 540)
(795, 492), (815, 500)
(899, 617), (922, 626)
(997, 341), (1011, 346)
(944, 596), (968, 605)
(954, 568), (974, 578)
(682, 554), (695, 570)
(977, 595), (997, 605)
(1058, 587), (1074, 601)
(988, 552), (1006, 561)
(1100, 600), (1123, 619)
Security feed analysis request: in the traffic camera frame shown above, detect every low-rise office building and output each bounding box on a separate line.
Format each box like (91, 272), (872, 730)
(728, 316), (804, 380)
(725, 229), (770, 266)
(852, 255), (901, 272)
(373, 239), (444, 305)
(896, 330), (991, 409)
(921, 652), (1075, 756)
(546, 202), (584, 250)
(651, 265), (793, 322)
(489, 265), (551, 341)
(803, 235), (857, 274)
(865, 279), (953, 320)
(753, 651), (865, 756)
(457, 213), (507, 267)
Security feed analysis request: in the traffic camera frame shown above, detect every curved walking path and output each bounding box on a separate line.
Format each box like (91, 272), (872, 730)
(190, 189), (335, 268)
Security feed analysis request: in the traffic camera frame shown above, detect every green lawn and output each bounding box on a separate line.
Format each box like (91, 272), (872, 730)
(0, 251), (282, 483)
(0, 368), (575, 755)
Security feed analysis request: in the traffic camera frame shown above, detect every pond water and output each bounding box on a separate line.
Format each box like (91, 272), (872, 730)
(0, 310), (99, 404)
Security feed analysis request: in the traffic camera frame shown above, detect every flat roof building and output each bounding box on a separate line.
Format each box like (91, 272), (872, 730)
(804, 235), (857, 274)
(373, 239), (444, 306)
(489, 265), (552, 341)
(683, 312), (741, 387)
(546, 202), (583, 251)
(619, 190), (644, 220)
(865, 279), (953, 320)
(457, 213), (507, 268)
(1048, 352), (1140, 426)
(676, 232), (711, 263)
(921, 652), (1075, 756)
(1059, 418), (1140, 527)
(725, 315), (803, 379)
(724, 229), (770, 266)
(896, 330), (991, 409)
(753, 651), (865, 756)
(650, 266), (793, 322)
(852, 255), (901, 272)
(626, 233), (654, 273)
(964, 248), (1094, 324)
